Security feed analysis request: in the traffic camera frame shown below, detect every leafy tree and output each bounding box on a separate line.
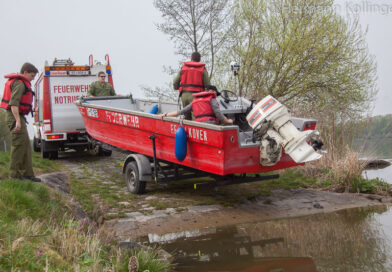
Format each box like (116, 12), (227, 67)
(226, 0), (376, 109)
(149, 0), (378, 158)
(221, 0), (377, 156)
(348, 114), (392, 158)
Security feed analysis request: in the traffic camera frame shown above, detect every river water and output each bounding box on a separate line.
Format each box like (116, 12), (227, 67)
(147, 206), (392, 272)
(146, 164), (392, 272)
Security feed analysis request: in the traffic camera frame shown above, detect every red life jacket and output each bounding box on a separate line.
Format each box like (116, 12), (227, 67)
(0, 73), (34, 115)
(179, 61), (206, 93)
(192, 91), (219, 124)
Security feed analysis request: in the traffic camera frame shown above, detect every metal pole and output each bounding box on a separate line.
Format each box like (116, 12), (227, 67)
(149, 135), (158, 182)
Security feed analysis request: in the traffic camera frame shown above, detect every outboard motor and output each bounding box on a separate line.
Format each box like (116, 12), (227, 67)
(246, 95), (322, 166)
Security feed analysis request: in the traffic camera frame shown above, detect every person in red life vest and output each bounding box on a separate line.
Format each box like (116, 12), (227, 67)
(160, 85), (233, 125)
(0, 62), (41, 182)
(173, 52), (211, 120)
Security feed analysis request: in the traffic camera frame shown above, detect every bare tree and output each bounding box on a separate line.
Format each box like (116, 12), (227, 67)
(153, 0), (233, 78)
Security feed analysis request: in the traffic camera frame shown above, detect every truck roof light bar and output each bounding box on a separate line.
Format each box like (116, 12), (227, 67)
(45, 66), (90, 71)
(52, 58), (74, 66)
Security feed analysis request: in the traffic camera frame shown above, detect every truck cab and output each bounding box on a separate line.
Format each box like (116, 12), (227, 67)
(33, 54), (114, 159)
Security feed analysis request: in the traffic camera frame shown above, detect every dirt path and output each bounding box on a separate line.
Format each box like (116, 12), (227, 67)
(41, 151), (392, 242)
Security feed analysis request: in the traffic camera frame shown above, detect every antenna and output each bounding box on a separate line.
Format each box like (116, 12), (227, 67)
(230, 61), (240, 96)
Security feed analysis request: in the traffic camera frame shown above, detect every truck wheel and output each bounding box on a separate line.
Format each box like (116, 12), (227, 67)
(102, 149), (112, 157)
(33, 137), (41, 152)
(74, 146), (85, 153)
(41, 145), (50, 159)
(41, 140), (58, 160)
(124, 162), (146, 194)
(90, 144), (102, 156)
(92, 145), (112, 157)
(49, 151), (58, 160)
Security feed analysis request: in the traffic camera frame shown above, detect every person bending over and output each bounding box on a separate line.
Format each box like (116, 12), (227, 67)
(160, 85), (233, 125)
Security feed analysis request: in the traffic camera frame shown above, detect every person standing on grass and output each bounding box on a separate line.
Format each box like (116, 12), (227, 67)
(0, 63), (41, 182)
(0, 108), (11, 151)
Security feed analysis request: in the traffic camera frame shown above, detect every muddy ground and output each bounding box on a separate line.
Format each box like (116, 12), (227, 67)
(40, 150), (392, 243)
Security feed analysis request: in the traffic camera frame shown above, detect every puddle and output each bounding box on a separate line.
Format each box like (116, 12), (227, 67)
(143, 206), (392, 272)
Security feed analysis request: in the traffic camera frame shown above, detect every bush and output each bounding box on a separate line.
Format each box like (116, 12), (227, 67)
(300, 147), (391, 194)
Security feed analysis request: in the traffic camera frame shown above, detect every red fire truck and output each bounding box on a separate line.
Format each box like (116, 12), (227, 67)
(33, 55), (113, 159)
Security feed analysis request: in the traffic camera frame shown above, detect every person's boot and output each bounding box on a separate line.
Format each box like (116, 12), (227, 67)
(23, 176), (41, 182)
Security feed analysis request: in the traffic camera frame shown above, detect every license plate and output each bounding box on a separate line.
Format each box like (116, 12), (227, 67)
(69, 71), (90, 76)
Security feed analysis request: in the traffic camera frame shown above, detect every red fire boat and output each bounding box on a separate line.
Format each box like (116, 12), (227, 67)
(76, 93), (323, 194)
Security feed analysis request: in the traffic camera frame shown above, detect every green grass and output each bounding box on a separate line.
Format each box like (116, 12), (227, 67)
(0, 179), (171, 271)
(0, 179), (68, 228)
(216, 169), (320, 202)
(141, 171), (322, 207)
(0, 151), (61, 180)
(148, 199), (174, 210)
(351, 177), (390, 194)
(68, 173), (138, 219)
(124, 248), (172, 272)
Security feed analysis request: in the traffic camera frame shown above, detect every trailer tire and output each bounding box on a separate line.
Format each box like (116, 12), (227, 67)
(125, 162), (146, 194)
(33, 137), (41, 152)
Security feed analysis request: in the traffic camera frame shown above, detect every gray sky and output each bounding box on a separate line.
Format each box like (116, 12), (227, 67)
(0, 0), (391, 116)
(0, 0), (178, 99)
(334, 0), (392, 116)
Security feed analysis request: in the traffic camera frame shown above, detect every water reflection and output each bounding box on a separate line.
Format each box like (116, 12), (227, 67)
(147, 206), (392, 272)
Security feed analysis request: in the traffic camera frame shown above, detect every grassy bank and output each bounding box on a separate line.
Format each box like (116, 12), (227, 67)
(0, 179), (170, 271)
(0, 151), (61, 180)
(298, 148), (391, 195)
(0, 151), (171, 271)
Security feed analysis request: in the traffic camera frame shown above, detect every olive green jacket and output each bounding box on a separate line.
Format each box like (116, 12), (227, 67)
(88, 81), (116, 97)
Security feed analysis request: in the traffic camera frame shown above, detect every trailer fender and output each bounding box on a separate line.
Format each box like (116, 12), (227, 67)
(122, 154), (152, 182)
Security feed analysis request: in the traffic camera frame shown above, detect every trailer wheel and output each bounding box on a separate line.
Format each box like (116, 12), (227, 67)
(33, 137), (41, 152)
(125, 162), (146, 194)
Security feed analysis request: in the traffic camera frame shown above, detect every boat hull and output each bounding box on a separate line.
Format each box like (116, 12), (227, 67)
(77, 103), (301, 176)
